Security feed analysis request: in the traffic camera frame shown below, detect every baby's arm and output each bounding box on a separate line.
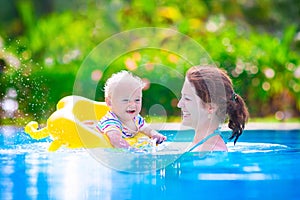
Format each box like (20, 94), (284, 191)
(141, 126), (167, 144)
(106, 130), (131, 148)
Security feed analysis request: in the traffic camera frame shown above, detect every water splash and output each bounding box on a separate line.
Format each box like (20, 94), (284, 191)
(0, 37), (49, 125)
(1, 88), (18, 118)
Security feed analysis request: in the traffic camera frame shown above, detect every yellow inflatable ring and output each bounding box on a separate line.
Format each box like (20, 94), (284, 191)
(24, 95), (148, 151)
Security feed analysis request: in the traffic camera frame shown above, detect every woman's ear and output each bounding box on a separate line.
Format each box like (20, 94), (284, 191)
(105, 97), (112, 107)
(207, 103), (218, 114)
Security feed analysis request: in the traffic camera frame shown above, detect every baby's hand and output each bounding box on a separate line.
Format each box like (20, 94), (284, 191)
(151, 133), (167, 144)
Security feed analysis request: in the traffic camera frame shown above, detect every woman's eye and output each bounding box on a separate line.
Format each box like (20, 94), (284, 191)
(180, 95), (191, 101)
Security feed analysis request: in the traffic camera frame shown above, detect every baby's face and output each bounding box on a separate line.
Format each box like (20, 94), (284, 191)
(108, 79), (143, 122)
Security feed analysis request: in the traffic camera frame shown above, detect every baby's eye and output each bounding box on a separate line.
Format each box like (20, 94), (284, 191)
(122, 99), (129, 102)
(135, 98), (141, 102)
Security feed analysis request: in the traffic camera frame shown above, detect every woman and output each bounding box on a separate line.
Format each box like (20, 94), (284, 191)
(177, 65), (249, 152)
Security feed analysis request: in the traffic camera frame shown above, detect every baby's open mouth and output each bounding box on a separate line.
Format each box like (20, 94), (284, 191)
(126, 109), (136, 114)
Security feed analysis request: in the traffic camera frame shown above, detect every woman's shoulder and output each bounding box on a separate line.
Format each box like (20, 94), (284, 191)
(212, 136), (228, 151)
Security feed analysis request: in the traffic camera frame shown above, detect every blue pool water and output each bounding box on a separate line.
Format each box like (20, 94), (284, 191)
(0, 126), (300, 200)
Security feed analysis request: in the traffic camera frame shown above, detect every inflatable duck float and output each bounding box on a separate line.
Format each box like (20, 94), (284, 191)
(24, 95), (148, 151)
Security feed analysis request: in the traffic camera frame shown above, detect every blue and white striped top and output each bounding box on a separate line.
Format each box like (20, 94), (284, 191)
(97, 111), (145, 138)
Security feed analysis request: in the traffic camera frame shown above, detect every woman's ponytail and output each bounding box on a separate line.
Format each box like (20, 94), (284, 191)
(227, 93), (249, 144)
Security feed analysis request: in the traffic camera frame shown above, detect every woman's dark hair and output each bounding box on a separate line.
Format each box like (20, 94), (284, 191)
(187, 65), (249, 144)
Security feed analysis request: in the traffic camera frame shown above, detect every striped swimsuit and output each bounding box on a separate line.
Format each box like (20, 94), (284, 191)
(97, 111), (145, 138)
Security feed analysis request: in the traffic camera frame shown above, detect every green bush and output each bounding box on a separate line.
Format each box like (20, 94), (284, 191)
(1, 0), (299, 125)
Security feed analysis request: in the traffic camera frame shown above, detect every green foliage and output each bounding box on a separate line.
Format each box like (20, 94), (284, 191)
(1, 0), (300, 124)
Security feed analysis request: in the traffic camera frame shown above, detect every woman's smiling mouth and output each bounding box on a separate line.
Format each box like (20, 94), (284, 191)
(182, 111), (190, 118)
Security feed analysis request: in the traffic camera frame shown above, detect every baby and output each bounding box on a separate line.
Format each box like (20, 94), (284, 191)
(97, 70), (167, 148)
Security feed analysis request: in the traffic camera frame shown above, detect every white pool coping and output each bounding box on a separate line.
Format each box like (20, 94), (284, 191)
(150, 122), (300, 131)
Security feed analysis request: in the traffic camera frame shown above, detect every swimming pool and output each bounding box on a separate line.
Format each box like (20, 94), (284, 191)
(0, 126), (300, 200)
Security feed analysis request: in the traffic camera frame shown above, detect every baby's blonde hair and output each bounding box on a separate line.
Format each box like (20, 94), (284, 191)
(104, 70), (145, 98)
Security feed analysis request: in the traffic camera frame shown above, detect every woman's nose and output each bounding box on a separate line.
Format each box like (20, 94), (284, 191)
(177, 98), (183, 108)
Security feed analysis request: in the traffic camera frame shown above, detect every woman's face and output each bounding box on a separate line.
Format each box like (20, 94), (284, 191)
(177, 78), (209, 128)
